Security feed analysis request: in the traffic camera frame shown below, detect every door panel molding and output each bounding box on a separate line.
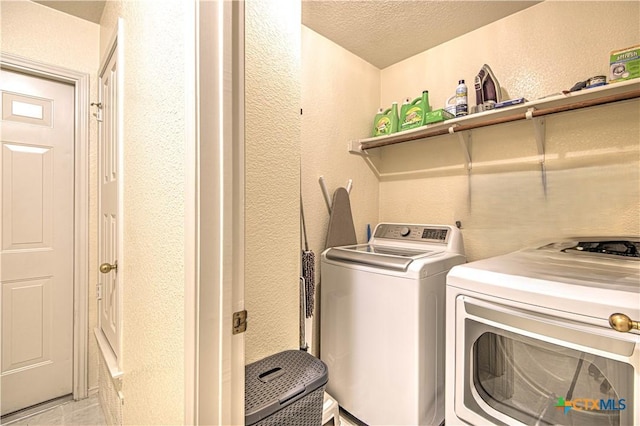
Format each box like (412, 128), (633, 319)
(0, 53), (90, 401)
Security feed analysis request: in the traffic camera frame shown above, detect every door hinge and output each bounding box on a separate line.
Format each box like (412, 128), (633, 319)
(91, 102), (103, 122)
(233, 310), (247, 335)
(97, 284), (103, 300)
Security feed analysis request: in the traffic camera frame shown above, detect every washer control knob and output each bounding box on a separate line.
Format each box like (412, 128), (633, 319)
(400, 227), (411, 237)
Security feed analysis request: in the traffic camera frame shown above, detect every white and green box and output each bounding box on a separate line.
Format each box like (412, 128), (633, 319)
(424, 108), (454, 125)
(609, 45), (640, 83)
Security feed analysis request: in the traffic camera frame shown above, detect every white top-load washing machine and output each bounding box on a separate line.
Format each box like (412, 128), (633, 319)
(445, 237), (640, 426)
(320, 223), (465, 425)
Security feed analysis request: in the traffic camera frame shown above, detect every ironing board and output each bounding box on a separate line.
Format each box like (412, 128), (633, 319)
(325, 187), (357, 249)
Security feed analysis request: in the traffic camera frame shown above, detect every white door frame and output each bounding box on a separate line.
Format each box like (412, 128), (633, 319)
(185, 0), (245, 424)
(0, 53), (90, 401)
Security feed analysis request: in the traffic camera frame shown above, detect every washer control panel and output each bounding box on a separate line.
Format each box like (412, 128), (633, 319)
(373, 223), (450, 243)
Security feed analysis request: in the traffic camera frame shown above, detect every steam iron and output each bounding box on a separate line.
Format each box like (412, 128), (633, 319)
(475, 64), (501, 110)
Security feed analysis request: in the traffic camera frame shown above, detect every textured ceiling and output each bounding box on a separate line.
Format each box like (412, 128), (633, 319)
(30, 0), (542, 69)
(302, 0), (542, 69)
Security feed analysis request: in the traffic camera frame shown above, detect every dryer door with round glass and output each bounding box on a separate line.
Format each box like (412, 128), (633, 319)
(455, 296), (636, 426)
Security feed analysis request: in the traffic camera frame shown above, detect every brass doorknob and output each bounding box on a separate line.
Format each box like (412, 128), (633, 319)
(609, 313), (639, 333)
(100, 262), (117, 274)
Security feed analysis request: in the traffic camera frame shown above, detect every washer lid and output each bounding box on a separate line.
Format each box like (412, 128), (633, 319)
(325, 244), (439, 271)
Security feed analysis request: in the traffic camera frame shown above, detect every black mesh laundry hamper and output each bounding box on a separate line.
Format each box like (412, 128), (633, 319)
(245, 350), (328, 426)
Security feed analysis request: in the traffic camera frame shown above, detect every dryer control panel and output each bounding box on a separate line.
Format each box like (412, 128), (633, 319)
(373, 223), (450, 243)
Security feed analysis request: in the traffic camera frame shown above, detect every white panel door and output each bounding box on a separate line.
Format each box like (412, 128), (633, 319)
(98, 44), (120, 359)
(0, 69), (74, 415)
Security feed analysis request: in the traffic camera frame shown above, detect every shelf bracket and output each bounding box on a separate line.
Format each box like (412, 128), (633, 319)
(348, 139), (366, 156)
(527, 108), (547, 195)
(526, 109), (546, 164)
(450, 126), (472, 170)
(347, 140), (381, 179)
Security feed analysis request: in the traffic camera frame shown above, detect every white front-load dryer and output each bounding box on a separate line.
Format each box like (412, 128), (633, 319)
(320, 223), (465, 425)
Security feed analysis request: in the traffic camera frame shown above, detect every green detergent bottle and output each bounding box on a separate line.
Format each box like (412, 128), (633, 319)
(400, 90), (431, 131)
(372, 102), (399, 137)
(399, 97), (411, 129)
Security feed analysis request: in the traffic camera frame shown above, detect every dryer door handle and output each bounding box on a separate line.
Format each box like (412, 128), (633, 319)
(609, 313), (639, 333)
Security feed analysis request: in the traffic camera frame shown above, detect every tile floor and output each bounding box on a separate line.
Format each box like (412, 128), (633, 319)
(2, 393), (354, 426)
(2, 394), (106, 426)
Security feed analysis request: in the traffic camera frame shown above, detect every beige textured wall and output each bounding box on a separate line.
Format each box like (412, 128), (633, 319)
(377, 1), (640, 260)
(100, 1), (185, 424)
(0, 0), (101, 392)
(301, 26), (380, 354)
(244, 0), (301, 364)
(381, 1), (640, 111)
